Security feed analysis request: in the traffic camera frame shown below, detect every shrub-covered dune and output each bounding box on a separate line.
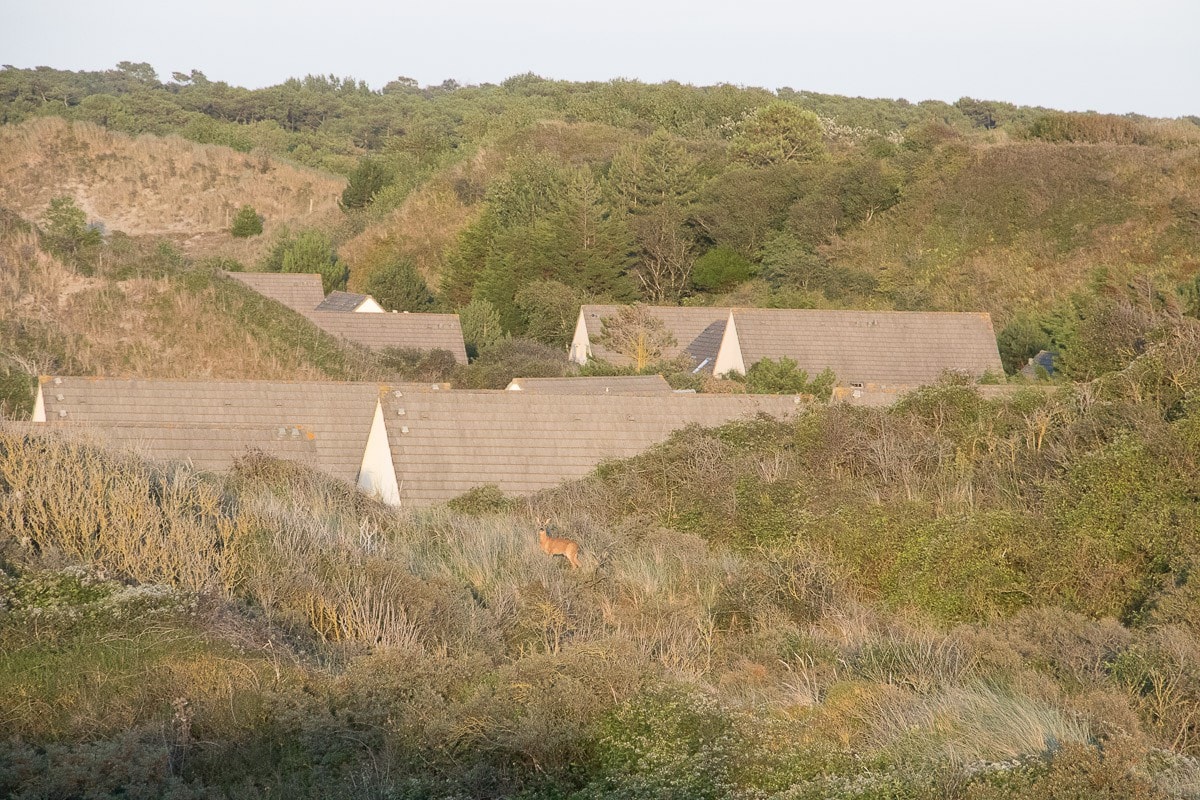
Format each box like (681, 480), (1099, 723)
(4, 315), (1200, 797)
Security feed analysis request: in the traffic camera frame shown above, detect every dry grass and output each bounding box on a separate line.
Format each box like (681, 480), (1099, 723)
(5, 427), (1195, 794)
(0, 117), (346, 261)
(861, 683), (1093, 763)
(0, 221), (372, 383)
(0, 432), (236, 594)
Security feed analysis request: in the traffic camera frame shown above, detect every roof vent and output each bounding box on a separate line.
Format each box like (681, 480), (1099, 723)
(397, 408), (406, 416)
(400, 425), (409, 434)
(277, 427), (287, 437)
(393, 391), (403, 398)
(53, 377), (62, 386)
(58, 409), (67, 418)
(56, 393), (64, 401)
(291, 427), (300, 437)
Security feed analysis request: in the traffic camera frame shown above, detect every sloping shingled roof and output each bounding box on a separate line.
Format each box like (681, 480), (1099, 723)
(731, 309), (1003, 385)
(225, 272), (467, 361)
(315, 291), (372, 312)
(506, 375), (674, 394)
(381, 389), (803, 505)
(225, 272), (325, 313)
(36, 377), (380, 482)
(302, 311), (469, 363)
(34, 378), (806, 508)
(580, 305), (729, 366)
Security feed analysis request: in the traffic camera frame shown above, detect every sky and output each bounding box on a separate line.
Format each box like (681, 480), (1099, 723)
(2, 0), (1196, 118)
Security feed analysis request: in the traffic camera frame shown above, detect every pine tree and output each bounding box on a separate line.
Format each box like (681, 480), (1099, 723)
(230, 205), (263, 237)
(364, 257), (435, 312)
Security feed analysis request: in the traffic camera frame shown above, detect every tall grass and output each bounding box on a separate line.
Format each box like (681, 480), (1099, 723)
(4, 391), (1200, 795)
(0, 117), (345, 262)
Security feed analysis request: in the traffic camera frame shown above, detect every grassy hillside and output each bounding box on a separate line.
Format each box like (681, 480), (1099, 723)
(2, 66), (1197, 354)
(827, 141), (1200, 323)
(0, 117), (345, 261)
(0, 209), (393, 417)
(4, 317), (1200, 796)
(3, 65), (1200, 797)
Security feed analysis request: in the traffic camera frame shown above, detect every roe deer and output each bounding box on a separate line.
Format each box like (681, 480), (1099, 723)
(537, 519), (581, 569)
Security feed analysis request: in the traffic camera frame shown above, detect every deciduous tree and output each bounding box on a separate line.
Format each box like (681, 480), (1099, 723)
(598, 305), (676, 371)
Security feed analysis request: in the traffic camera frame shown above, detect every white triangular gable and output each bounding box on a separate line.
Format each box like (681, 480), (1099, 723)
(713, 311), (745, 376)
(568, 309), (591, 365)
(355, 297), (385, 313)
(357, 400), (401, 506)
(31, 384), (46, 422)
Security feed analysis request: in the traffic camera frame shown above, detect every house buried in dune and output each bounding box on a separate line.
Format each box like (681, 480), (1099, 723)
(224, 271), (467, 363)
(570, 305), (729, 369)
(224, 271), (326, 315)
(31, 377), (381, 483)
(31, 377), (805, 508)
(571, 305), (1004, 390)
(376, 388), (803, 506)
(314, 290), (385, 313)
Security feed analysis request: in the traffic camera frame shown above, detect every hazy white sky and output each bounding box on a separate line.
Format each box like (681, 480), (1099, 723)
(3, 0), (1196, 117)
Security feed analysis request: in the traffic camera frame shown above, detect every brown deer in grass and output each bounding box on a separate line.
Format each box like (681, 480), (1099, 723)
(537, 518), (581, 569)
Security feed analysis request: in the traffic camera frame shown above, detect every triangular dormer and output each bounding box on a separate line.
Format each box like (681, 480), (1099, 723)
(357, 399), (401, 506)
(713, 311), (745, 376)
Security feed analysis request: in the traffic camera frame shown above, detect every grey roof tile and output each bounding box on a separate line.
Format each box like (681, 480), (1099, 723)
(382, 390), (803, 506)
(315, 291), (373, 312)
(37, 377), (381, 483)
(580, 305), (730, 366)
(302, 311), (468, 363)
(731, 308), (1004, 384)
(505, 375), (674, 394)
(224, 272), (325, 313)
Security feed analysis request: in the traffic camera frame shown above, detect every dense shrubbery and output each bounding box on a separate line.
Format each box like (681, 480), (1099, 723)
(4, 316), (1200, 796)
(4, 61), (1200, 798)
(6, 64), (1196, 345)
(229, 203), (262, 237)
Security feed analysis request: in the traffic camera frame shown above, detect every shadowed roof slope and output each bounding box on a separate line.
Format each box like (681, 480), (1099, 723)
(303, 311), (468, 363)
(36, 377), (380, 482)
(380, 389), (803, 506)
(225, 271), (324, 313)
(580, 305), (730, 366)
(315, 291), (372, 312)
(730, 309), (1003, 385)
(506, 375), (674, 394)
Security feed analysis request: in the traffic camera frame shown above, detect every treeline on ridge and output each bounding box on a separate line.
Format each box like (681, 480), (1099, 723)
(3, 63), (1199, 383)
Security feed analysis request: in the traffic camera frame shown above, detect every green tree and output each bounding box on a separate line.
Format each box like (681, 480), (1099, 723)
(540, 170), (636, 298)
(41, 196), (102, 259)
(364, 257), (434, 311)
(759, 233), (825, 291)
(607, 129), (699, 214)
(514, 280), (583, 347)
(230, 204), (263, 237)
(740, 358), (834, 398)
(458, 298), (503, 359)
(729, 102), (825, 167)
(341, 158), (395, 209)
(997, 312), (1053, 375)
(278, 230), (348, 293)
(691, 245), (754, 292)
